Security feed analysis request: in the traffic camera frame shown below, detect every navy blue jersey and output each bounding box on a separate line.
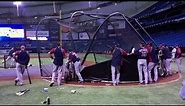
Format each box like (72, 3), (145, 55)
(15, 50), (30, 65)
(68, 52), (73, 62)
(111, 47), (122, 67)
(162, 47), (172, 59)
(151, 48), (159, 63)
(53, 47), (63, 66)
(137, 47), (148, 59)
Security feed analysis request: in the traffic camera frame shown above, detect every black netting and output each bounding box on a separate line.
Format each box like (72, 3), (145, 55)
(38, 12), (153, 79)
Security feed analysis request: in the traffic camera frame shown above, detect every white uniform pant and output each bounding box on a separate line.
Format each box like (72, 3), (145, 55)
(15, 63), (26, 85)
(74, 61), (84, 82)
(148, 62), (158, 82)
(137, 59), (148, 84)
(164, 59), (172, 75)
(111, 65), (120, 84)
(51, 64), (64, 85)
(175, 57), (182, 73)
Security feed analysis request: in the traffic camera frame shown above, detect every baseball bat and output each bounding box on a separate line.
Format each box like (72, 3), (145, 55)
(26, 65), (32, 84)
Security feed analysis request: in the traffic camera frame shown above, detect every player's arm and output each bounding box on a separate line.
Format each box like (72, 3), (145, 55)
(5, 56), (11, 61)
(25, 51), (31, 67)
(48, 48), (55, 59)
(2, 51), (13, 63)
(120, 48), (129, 56)
(27, 51), (30, 64)
(62, 48), (67, 59)
(2, 56), (11, 63)
(129, 48), (137, 55)
(12, 51), (20, 61)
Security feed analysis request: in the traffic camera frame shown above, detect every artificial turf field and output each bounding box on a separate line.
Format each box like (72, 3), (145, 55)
(0, 53), (185, 105)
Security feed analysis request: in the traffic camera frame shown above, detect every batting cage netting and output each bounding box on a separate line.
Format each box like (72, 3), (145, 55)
(0, 50), (16, 69)
(37, 12), (156, 81)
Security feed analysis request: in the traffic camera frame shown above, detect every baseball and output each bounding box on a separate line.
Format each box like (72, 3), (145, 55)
(71, 90), (76, 94)
(43, 88), (48, 92)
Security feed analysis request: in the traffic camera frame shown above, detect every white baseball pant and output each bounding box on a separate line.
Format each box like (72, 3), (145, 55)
(137, 59), (148, 84)
(51, 64), (64, 86)
(164, 59), (172, 75)
(176, 57), (182, 73)
(111, 65), (120, 85)
(15, 63), (26, 85)
(148, 62), (158, 82)
(74, 61), (84, 82)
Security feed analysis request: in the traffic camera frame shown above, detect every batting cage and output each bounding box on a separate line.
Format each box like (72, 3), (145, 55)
(37, 12), (156, 82)
(0, 49), (16, 69)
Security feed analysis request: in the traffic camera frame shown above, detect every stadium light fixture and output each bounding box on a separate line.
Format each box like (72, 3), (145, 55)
(13, 1), (22, 5)
(13, 1), (22, 16)
(88, 1), (91, 7)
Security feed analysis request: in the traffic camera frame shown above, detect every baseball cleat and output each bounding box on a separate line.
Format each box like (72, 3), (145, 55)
(15, 80), (19, 86)
(49, 82), (54, 87)
(78, 81), (84, 83)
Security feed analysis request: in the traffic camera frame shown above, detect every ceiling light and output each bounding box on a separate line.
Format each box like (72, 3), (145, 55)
(13, 1), (22, 6)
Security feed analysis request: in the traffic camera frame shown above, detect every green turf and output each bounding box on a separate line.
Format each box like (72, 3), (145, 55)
(0, 54), (185, 105)
(29, 53), (111, 66)
(0, 53), (111, 68)
(0, 76), (185, 105)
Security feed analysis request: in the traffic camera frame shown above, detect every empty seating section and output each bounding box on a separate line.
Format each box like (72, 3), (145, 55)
(136, 1), (176, 20)
(149, 30), (185, 46)
(133, 1), (185, 47)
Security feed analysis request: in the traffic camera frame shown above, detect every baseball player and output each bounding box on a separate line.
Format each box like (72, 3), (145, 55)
(111, 44), (128, 86)
(136, 43), (148, 84)
(68, 51), (84, 83)
(146, 43), (158, 83)
(65, 51), (75, 80)
(48, 43), (66, 87)
(175, 45), (182, 73)
(162, 45), (172, 76)
(13, 45), (30, 86)
(2, 47), (16, 66)
(171, 46), (176, 62)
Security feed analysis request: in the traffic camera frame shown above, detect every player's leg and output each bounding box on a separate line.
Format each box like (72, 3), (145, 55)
(16, 64), (24, 86)
(115, 66), (120, 85)
(176, 57), (182, 73)
(19, 65), (26, 85)
(153, 65), (158, 82)
(111, 65), (116, 85)
(15, 63), (21, 85)
(143, 60), (148, 84)
(74, 61), (84, 82)
(57, 65), (64, 86)
(50, 65), (58, 86)
(148, 62), (155, 83)
(137, 60), (143, 84)
(69, 62), (75, 80)
(166, 59), (172, 75)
